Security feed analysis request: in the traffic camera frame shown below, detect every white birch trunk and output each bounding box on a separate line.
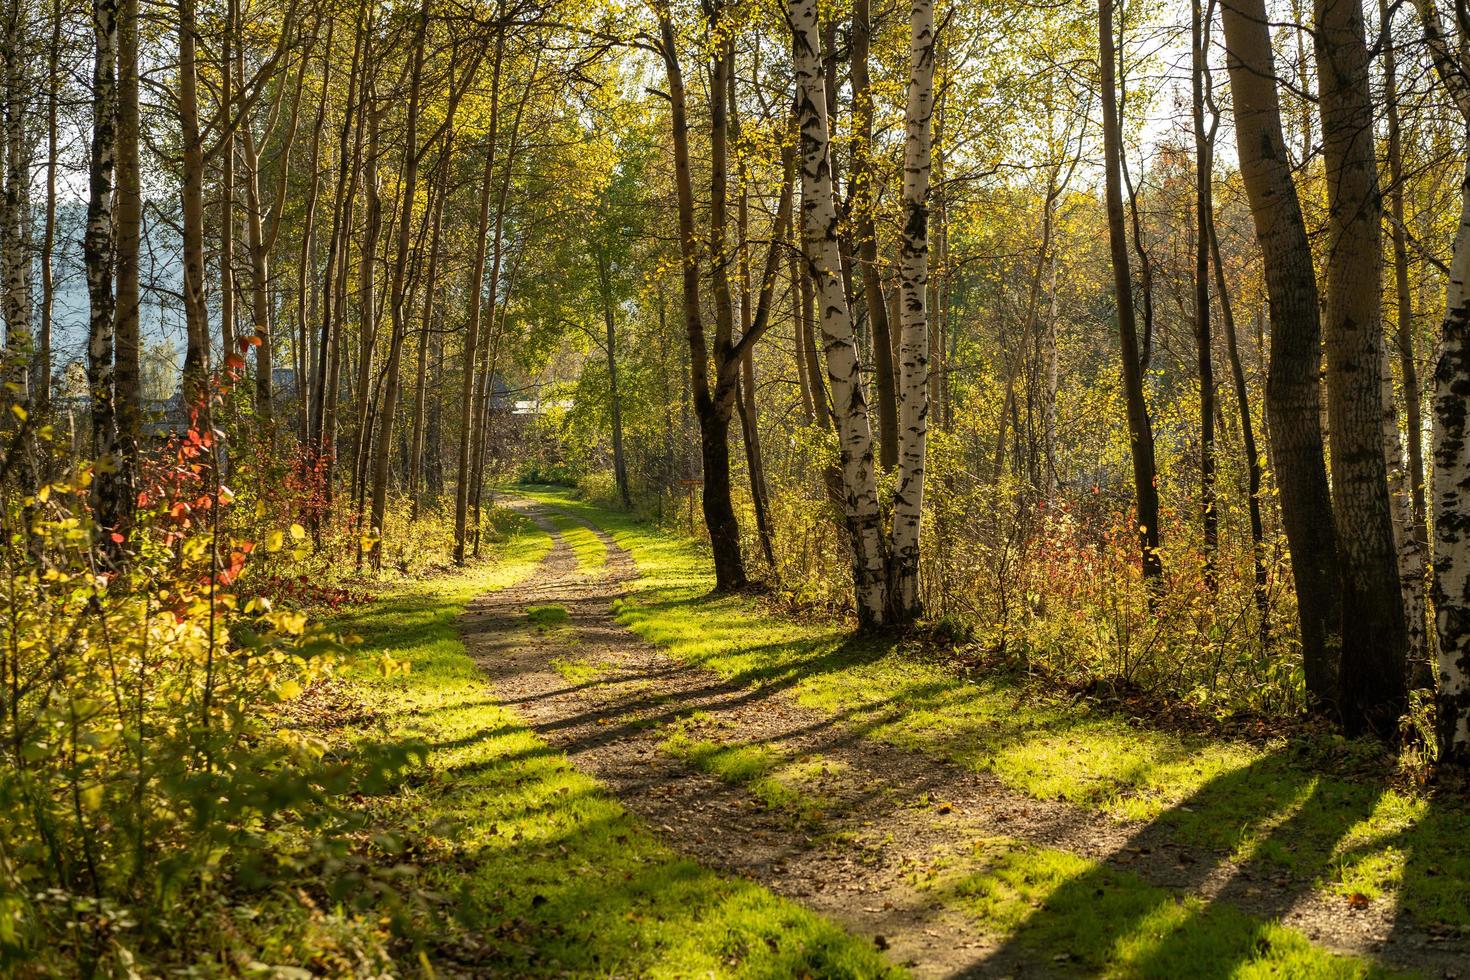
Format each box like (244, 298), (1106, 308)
(1409, 0), (1470, 762)
(3, 0), (32, 405)
(1381, 342), (1428, 683)
(1432, 167), (1470, 763)
(85, 0), (116, 456)
(890, 0), (935, 618)
(791, 0), (888, 627)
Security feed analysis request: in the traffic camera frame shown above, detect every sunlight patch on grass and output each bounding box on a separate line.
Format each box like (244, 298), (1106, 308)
(337, 512), (899, 976)
(929, 839), (1399, 978)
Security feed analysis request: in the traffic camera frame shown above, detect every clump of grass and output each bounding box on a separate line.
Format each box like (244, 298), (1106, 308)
(526, 603), (570, 629)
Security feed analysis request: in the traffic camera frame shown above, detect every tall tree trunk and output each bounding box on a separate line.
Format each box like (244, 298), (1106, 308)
(1210, 217), (1270, 641)
(791, 248), (814, 423)
(350, 96), (381, 506)
(1382, 0), (1432, 689)
(296, 17), (333, 444)
(453, 29), (502, 564)
(242, 133), (272, 421)
(3, 0), (32, 411)
(311, 0), (365, 479)
(658, 10), (746, 590)
(1432, 166), (1470, 764)
(597, 254), (631, 509)
(1381, 341), (1429, 684)
(368, 0), (428, 568)
(177, 0), (211, 408)
(468, 59), (535, 552)
(799, 242), (830, 429)
(1407, 0), (1470, 764)
(86, 0), (117, 527)
(1098, 0), (1163, 582)
(38, 0), (60, 417)
(112, 0), (140, 531)
(219, 0), (235, 361)
(852, 0), (898, 469)
(1191, 0), (1218, 587)
(737, 353), (776, 570)
(1043, 248), (1059, 496)
(889, 0), (935, 620)
(731, 63), (776, 571)
(1314, 0), (1408, 738)
(1220, 0), (1342, 706)
(792, 0), (887, 626)
(241, 50), (306, 430)
(410, 132), (449, 521)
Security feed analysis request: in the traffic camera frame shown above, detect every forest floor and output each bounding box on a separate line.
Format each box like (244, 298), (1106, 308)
(328, 488), (1470, 978)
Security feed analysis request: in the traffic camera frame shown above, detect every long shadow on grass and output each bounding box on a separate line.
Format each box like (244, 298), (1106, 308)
(578, 596), (1470, 974)
(957, 749), (1470, 977)
(496, 497), (1470, 972)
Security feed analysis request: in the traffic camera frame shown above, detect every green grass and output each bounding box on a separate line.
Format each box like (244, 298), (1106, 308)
(514, 486), (1470, 937)
(929, 839), (1400, 978)
(332, 513), (900, 976)
(525, 603), (570, 629)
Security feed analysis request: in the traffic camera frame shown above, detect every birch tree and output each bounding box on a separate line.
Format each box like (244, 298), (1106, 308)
(2, 0), (32, 410)
(791, 0), (888, 625)
(889, 0), (935, 620)
(85, 0), (117, 527)
(1409, 0), (1470, 764)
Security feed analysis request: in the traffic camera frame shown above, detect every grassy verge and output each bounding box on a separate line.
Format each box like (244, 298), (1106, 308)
(324, 513), (899, 976)
(515, 486), (1470, 940)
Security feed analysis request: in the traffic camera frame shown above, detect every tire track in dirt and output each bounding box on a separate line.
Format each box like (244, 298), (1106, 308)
(459, 500), (1465, 978)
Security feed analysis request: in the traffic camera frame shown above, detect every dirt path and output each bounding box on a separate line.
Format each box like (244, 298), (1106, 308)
(458, 501), (1464, 978)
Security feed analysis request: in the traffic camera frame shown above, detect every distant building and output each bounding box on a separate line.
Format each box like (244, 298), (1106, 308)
(511, 398), (574, 417)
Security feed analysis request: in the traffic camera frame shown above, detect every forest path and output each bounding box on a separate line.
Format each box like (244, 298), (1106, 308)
(459, 499), (1459, 978)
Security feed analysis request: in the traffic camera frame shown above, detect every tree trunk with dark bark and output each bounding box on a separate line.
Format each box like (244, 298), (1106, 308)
(1220, 0), (1343, 706)
(1098, 0), (1164, 582)
(1314, 0), (1408, 738)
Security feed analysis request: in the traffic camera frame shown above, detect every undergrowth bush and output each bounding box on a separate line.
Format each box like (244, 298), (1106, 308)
(0, 400), (420, 974)
(577, 408), (1310, 717)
